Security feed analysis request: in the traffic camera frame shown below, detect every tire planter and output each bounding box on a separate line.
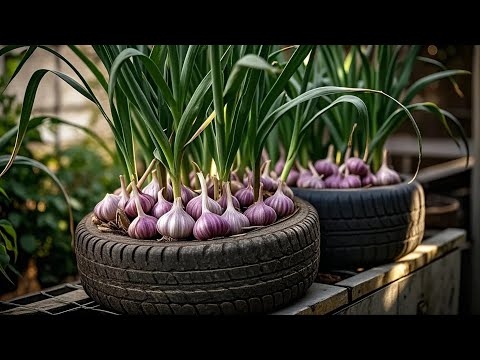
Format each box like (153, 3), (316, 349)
(74, 198), (320, 315)
(292, 181), (425, 269)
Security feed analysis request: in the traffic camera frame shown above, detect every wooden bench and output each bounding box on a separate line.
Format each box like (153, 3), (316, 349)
(0, 228), (466, 315)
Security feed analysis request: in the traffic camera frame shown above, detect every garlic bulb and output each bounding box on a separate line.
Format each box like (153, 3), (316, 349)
(339, 174), (362, 188)
(375, 149), (401, 186)
(151, 188), (173, 219)
(142, 171), (161, 201)
(217, 183), (240, 210)
(181, 184), (198, 206)
(346, 157), (369, 177)
(156, 197), (195, 240)
(361, 166), (377, 187)
(305, 161), (326, 189)
(221, 182), (250, 235)
(235, 182), (255, 208)
(286, 169), (300, 187)
(128, 196), (158, 239)
(244, 183), (277, 226)
(193, 172), (230, 241)
(94, 193), (120, 222)
(124, 180), (155, 218)
(186, 179), (223, 220)
(314, 145), (339, 177)
(265, 180), (295, 218)
(324, 174), (343, 189)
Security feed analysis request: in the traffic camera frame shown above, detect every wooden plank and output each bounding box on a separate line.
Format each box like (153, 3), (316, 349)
(335, 228), (465, 301)
(0, 289), (90, 315)
(336, 282), (399, 315)
(422, 250), (461, 314)
(271, 283), (348, 315)
(415, 157), (473, 184)
(336, 249), (462, 315)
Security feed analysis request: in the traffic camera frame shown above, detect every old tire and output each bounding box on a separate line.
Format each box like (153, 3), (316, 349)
(293, 181), (425, 269)
(74, 197), (320, 315)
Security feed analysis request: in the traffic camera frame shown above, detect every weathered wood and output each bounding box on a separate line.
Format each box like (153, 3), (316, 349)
(335, 228), (466, 301)
(335, 282), (399, 315)
(271, 283), (348, 315)
(1, 289), (90, 315)
(401, 249), (461, 314)
(336, 249), (462, 315)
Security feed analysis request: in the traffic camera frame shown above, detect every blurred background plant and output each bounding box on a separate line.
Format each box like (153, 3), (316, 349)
(0, 54), (120, 298)
(268, 45), (470, 172)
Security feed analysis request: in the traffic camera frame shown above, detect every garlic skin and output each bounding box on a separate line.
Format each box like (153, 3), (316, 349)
(346, 157), (369, 177)
(375, 149), (401, 186)
(324, 174), (343, 189)
(142, 171), (161, 201)
(181, 184), (198, 206)
(151, 188), (173, 219)
(221, 182), (250, 235)
(314, 145), (339, 177)
(128, 196), (158, 240)
(94, 193), (120, 222)
(296, 171), (313, 188)
(124, 184), (155, 218)
(236, 183), (255, 208)
(282, 182), (295, 200)
(305, 161), (326, 189)
(230, 180), (245, 195)
(286, 169), (300, 187)
(186, 193), (223, 220)
(193, 172), (230, 241)
(265, 181), (295, 218)
(362, 167), (377, 187)
(339, 174), (362, 189)
(217, 183), (240, 210)
(156, 197), (195, 240)
(118, 175), (130, 210)
(275, 159), (285, 175)
(244, 183), (277, 226)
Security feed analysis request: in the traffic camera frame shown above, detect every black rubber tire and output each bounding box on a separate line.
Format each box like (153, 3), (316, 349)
(74, 198), (320, 315)
(292, 181), (425, 269)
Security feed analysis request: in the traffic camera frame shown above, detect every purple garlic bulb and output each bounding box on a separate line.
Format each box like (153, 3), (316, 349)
(375, 149), (401, 186)
(286, 169), (300, 187)
(186, 173), (223, 220)
(235, 182), (255, 208)
(220, 181), (250, 235)
(193, 172), (230, 241)
(217, 183), (240, 210)
(324, 174), (343, 189)
(305, 161), (326, 189)
(151, 188), (173, 219)
(128, 196), (158, 240)
(346, 157), (369, 177)
(156, 197), (195, 240)
(94, 193), (120, 222)
(142, 170), (161, 201)
(362, 166), (377, 187)
(339, 174), (362, 189)
(124, 181), (156, 218)
(314, 145), (339, 177)
(181, 184), (198, 206)
(244, 183), (277, 226)
(265, 180), (295, 218)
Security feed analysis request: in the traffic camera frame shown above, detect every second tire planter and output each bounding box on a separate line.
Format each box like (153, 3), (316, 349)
(293, 181), (425, 269)
(75, 197), (320, 315)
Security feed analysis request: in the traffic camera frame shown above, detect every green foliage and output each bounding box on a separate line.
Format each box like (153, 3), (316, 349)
(273, 45), (470, 172)
(0, 70), (120, 288)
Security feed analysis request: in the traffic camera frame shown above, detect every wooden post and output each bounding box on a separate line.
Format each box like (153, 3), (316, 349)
(471, 45), (480, 314)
